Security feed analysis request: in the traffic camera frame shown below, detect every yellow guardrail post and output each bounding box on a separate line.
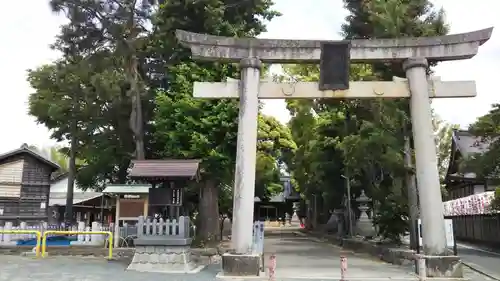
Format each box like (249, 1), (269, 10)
(0, 230), (42, 257)
(41, 230), (113, 259)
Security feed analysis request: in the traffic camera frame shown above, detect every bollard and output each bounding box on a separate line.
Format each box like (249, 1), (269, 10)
(418, 257), (426, 281)
(268, 253), (276, 280)
(340, 256), (347, 281)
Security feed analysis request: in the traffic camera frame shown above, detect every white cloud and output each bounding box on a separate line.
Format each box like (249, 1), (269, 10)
(0, 0), (498, 154)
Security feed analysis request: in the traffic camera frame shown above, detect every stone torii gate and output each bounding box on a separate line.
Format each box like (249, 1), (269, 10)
(176, 28), (493, 277)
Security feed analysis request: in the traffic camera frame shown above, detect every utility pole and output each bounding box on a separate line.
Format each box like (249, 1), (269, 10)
(342, 106), (353, 237)
(404, 134), (419, 250)
(341, 174), (353, 237)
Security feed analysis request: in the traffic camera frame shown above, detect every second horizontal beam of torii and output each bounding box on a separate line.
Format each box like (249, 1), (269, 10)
(194, 77), (476, 99)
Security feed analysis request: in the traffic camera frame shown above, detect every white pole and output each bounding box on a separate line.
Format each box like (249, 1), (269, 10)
(404, 58), (447, 255)
(231, 57), (261, 254)
(114, 196), (120, 248)
(418, 257), (427, 280)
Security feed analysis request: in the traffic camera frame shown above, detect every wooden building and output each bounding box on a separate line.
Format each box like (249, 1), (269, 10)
(106, 159), (201, 228)
(49, 174), (113, 225)
(444, 130), (500, 245)
(102, 184), (150, 225)
(445, 130), (494, 200)
(0, 144), (60, 223)
(254, 175), (300, 221)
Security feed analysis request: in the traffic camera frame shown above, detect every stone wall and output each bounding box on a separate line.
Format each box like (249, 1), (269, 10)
(0, 245), (225, 265)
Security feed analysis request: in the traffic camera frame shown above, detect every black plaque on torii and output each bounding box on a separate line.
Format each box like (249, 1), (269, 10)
(319, 41), (351, 91)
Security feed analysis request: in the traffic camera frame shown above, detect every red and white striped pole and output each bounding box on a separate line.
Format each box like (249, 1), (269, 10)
(340, 256), (347, 281)
(268, 253), (276, 280)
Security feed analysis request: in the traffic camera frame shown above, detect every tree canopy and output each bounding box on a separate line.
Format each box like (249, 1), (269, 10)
(26, 0), (476, 243)
(28, 0), (288, 241)
(283, 0), (451, 240)
(464, 104), (500, 179)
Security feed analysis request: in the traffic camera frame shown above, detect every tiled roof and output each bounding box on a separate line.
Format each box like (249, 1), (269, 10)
(453, 130), (491, 156)
(49, 192), (102, 206)
(0, 143), (60, 170)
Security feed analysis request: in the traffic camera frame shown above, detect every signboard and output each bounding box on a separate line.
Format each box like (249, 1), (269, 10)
(148, 188), (182, 206)
(319, 41), (351, 91)
(417, 219), (454, 248)
(120, 194), (141, 199)
(252, 221), (265, 254)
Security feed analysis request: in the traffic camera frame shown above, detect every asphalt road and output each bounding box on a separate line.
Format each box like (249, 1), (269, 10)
(458, 242), (500, 280)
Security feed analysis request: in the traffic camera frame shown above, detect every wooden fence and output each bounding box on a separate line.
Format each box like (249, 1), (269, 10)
(448, 214), (500, 246)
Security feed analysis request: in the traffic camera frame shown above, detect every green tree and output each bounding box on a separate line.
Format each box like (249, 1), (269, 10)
(464, 104), (500, 179)
(256, 115), (297, 199)
(152, 0), (280, 242)
(30, 0), (281, 239)
(340, 0), (448, 241)
(29, 145), (85, 173)
(284, 0), (449, 240)
(49, 0), (163, 160)
(28, 56), (135, 190)
(432, 111), (459, 191)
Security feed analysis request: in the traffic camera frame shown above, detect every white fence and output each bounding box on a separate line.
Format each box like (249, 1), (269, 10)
(0, 221), (109, 246)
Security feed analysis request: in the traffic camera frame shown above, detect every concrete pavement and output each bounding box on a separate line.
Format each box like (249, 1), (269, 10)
(0, 255), (221, 281)
(263, 230), (417, 280)
(458, 242), (500, 280)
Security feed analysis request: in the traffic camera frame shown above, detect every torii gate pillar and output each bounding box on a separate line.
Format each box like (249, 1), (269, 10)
(176, 27), (493, 278)
(404, 58), (448, 256)
(231, 58), (262, 255)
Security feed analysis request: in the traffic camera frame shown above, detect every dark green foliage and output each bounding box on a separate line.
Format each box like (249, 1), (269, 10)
(465, 104), (500, 181)
(284, 0), (451, 241)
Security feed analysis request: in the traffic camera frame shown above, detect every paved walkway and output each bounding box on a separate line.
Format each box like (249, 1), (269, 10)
(263, 230), (417, 280)
(0, 230), (493, 280)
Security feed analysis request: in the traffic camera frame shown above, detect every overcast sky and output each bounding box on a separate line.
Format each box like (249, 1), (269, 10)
(0, 0), (498, 153)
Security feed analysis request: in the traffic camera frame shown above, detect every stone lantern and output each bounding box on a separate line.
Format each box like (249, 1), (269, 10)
(355, 190), (376, 238)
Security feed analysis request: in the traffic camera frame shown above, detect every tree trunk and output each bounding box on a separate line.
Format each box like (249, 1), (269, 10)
(127, 51), (145, 160)
(198, 180), (220, 243)
(405, 135), (419, 249)
(219, 216), (226, 240)
(65, 110), (77, 227)
(117, 161), (130, 184)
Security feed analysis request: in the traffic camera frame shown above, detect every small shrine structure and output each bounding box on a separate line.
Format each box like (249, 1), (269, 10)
(124, 159), (203, 273)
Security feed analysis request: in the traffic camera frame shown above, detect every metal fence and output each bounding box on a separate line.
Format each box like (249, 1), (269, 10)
(0, 221), (109, 245)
